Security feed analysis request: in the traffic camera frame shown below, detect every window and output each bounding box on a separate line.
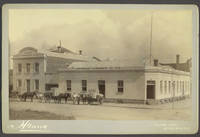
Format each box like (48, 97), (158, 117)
(181, 81), (184, 93)
(82, 80), (87, 91)
(185, 81), (187, 91)
(35, 80), (39, 90)
(26, 79), (30, 92)
(35, 63), (39, 73)
(26, 63), (30, 73)
(66, 80), (71, 91)
(17, 79), (22, 87)
(164, 81), (167, 94)
(18, 64), (22, 73)
(160, 81), (163, 94)
(172, 81), (175, 94)
(180, 81), (182, 92)
(169, 81), (171, 93)
(177, 81), (179, 93)
(118, 80), (124, 93)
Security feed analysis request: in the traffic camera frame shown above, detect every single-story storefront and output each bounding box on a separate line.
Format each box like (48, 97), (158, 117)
(58, 61), (191, 104)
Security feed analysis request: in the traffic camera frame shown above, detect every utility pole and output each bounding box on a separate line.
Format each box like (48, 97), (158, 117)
(149, 14), (153, 65)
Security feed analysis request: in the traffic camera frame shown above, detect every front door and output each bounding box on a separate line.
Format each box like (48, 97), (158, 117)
(147, 80), (155, 99)
(26, 79), (30, 92)
(98, 80), (105, 97)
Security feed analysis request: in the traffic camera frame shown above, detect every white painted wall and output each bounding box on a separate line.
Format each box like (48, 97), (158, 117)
(13, 57), (46, 93)
(145, 72), (191, 100)
(59, 70), (145, 100)
(59, 70), (191, 101)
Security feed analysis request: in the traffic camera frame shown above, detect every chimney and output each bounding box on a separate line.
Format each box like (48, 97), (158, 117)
(57, 46), (61, 53)
(176, 54), (180, 64)
(79, 50), (82, 55)
(57, 40), (62, 53)
(154, 59), (158, 66)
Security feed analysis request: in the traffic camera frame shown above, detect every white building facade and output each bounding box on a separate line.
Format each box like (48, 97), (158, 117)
(12, 47), (97, 94)
(58, 61), (191, 103)
(12, 47), (191, 104)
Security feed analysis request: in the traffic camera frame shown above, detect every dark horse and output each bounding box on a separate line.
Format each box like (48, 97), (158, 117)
(20, 91), (38, 102)
(54, 92), (72, 104)
(43, 92), (72, 104)
(43, 92), (53, 103)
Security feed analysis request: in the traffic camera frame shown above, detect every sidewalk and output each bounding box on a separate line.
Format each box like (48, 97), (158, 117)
(102, 98), (191, 110)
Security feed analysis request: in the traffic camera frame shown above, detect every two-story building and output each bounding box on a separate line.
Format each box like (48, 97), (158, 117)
(12, 46), (98, 94)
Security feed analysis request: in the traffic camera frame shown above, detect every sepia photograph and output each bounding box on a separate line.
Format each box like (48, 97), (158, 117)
(2, 4), (198, 134)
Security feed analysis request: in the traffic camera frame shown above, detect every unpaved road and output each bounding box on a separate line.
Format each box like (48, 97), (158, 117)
(9, 98), (192, 120)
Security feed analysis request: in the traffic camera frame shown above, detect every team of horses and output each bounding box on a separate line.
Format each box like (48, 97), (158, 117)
(11, 91), (104, 105)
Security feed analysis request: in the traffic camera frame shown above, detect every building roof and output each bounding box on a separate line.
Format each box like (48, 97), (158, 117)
(48, 46), (75, 54)
(67, 60), (145, 70)
(160, 58), (192, 72)
(59, 60), (190, 76)
(40, 49), (96, 62)
(13, 47), (98, 62)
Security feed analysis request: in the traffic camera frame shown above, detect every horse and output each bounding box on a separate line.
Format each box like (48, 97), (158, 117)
(43, 92), (54, 103)
(20, 91), (38, 102)
(54, 92), (72, 104)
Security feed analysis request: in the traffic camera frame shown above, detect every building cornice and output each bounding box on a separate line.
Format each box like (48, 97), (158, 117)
(144, 69), (190, 76)
(59, 66), (190, 76)
(59, 67), (145, 73)
(12, 55), (45, 60)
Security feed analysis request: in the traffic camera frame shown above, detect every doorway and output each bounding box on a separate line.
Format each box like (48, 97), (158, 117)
(98, 80), (105, 97)
(26, 79), (30, 92)
(147, 80), (155, 99)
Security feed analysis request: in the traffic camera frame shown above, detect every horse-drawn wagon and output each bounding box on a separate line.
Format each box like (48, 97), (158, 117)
(10, 87), (104, 105)
(43, 88), (72, 104)
(86, 89), (104, 105)
(70, 89), (104, 105)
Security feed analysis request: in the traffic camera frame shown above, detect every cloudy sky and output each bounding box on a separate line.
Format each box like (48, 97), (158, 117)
(9, 8), (193, 64)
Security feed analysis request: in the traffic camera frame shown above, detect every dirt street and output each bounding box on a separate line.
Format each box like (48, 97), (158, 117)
(9, 98), (192, 120)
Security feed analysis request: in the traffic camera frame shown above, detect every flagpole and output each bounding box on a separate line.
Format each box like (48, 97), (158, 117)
(150, 14), (153, 65)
